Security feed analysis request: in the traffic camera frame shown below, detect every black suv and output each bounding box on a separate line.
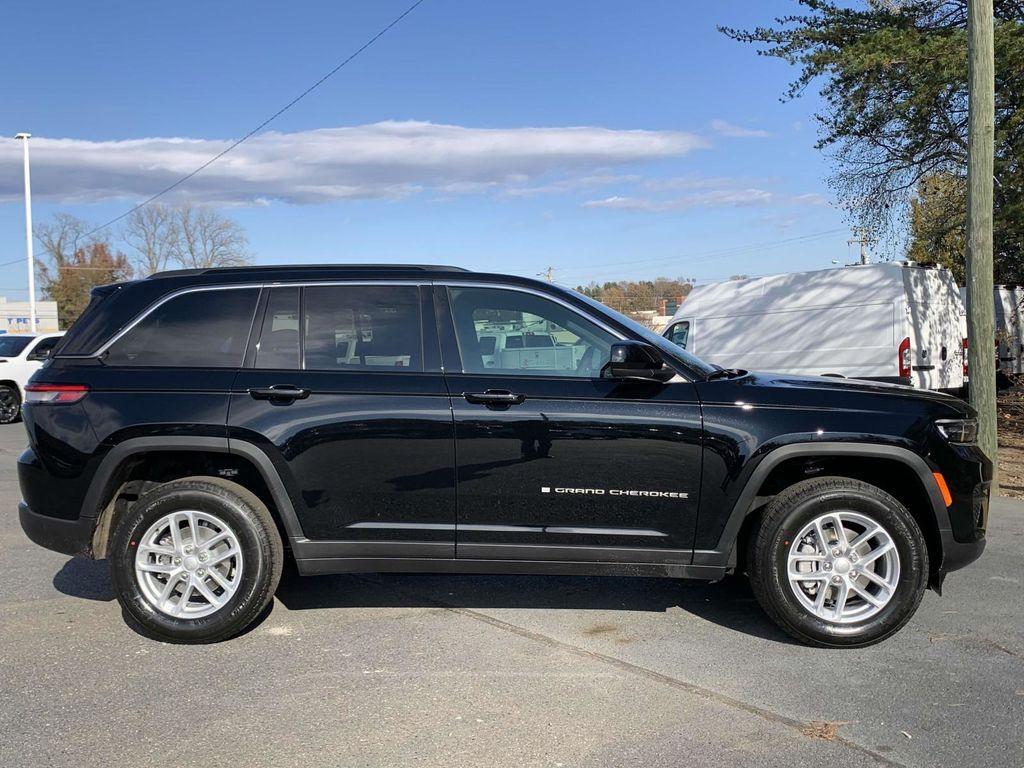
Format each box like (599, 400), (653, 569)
(17, 265), (990, 646)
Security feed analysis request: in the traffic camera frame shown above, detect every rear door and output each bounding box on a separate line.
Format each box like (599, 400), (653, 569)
(228, 282), (456, 557)
(438, 283), (703, 564)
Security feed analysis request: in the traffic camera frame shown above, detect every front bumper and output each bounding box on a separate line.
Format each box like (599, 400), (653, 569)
(19, 502), (95, 557)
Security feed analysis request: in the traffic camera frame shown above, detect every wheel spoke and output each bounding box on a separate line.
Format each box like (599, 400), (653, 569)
(208, 547), (240, 566)
(168, 514), (185, 551)
(207, 567), (232, 591)
(158, 572), (183, 604)
(201, 531), (231, 551)
(139, 542), (175, 557)
(137, 561), (177, 574)
(814, 519), (832, 551)
(173, 581), (193, 615)
(848, 525), (880, 551)
(789, 551), (826, 562)
(860, 541), (894, 566)
(859, 567), (891, 590)
(813, 583), (830, 613)
(828, 514), (849, 549)
(831, 580), (850, 619)
(851, 583), (885, 608)
(193, 577), (223, 607)
(186, 511), (199, 546)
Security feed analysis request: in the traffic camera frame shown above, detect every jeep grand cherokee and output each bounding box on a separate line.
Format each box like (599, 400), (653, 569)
(17, 265), (990, 645)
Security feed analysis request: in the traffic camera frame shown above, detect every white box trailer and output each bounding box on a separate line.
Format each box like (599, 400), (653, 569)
(663, 262), (967, 393)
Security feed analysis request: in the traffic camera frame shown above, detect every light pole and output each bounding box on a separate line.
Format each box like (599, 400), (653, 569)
(14, 132), (37, 332)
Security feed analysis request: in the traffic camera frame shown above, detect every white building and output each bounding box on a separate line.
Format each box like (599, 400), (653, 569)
(0, 297), (59, 333)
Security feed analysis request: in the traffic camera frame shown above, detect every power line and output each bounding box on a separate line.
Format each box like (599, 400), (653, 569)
(75, 0), (429, 243)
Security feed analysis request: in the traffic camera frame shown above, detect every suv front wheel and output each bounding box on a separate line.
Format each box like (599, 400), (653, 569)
(748, 476), (929, 648)
(110, 477), (283, 643)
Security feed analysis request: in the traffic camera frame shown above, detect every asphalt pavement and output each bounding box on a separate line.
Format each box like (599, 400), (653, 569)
(0, 422), (1021, 768)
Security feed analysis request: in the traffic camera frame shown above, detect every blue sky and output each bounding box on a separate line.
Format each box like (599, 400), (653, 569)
(0, 0), (855, 299)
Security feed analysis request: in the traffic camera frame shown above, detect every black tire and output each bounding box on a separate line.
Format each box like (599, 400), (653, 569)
(748, 476), (928, 648)
(110, 477), (283, 643)
(0, 384), (21, 424)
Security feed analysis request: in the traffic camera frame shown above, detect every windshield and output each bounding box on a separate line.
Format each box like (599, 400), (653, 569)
(568, 290), (717, 377)
(0, 336), (34, 357)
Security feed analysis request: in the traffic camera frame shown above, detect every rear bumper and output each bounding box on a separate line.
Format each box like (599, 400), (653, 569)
(18, 502), (95, 557)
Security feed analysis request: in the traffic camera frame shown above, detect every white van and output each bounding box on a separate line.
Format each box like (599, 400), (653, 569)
(663, 262), (966, 394)
(987, 286), (1023, 375)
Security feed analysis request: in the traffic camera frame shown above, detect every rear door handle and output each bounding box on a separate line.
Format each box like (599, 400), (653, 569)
(248, 385), (311, 401)
(463, 390), (526, 406)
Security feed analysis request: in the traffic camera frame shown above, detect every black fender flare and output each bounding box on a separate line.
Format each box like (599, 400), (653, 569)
(692, 441), (950, 568)
(83, 436), (306, 552)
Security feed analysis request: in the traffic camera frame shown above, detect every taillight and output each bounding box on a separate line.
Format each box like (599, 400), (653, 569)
(898, 337), (911, 379)
(962, 338), (969, 377)
(24, 383), (89, 404)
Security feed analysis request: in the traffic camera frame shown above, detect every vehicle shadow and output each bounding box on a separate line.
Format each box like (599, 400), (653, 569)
(275, 569), (800, 645)
(53, 556), (114, 601)
(51, 557), (798, 645)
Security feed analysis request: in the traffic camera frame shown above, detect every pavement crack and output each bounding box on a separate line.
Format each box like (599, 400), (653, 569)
(358, 576), (907, 768)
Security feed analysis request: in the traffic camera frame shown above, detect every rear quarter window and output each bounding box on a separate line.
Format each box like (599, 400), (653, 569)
(103, 288), (259, 368)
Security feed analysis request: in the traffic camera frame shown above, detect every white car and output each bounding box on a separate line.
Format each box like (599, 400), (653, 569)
(663, 262), (967, 394)
(0, 332), (65, 424)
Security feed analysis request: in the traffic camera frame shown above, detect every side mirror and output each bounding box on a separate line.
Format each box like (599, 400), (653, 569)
(606, 341), (675, 382)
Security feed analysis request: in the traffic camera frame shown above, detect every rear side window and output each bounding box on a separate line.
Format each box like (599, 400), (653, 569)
(28, 336), (61, 360)
(303, 285), (422, 371)
(255, 287), (300, 370)
(104, 288), (259, 368)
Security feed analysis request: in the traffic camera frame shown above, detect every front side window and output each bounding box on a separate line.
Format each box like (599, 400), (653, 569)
(303, 285), (422, 371)
(666, 321), (690, 349)
(448, 286), (614, 377)
(105, 288), (259, 367)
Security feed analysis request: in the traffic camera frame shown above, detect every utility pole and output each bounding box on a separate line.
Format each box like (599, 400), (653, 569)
(847, 227), (876, 265)
(15, 132), (37, 332)
(538, 266), (556, 282)
(966, 0), (997, 478)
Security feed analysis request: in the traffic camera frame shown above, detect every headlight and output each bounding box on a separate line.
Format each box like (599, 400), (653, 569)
(936, 419), (978, 444)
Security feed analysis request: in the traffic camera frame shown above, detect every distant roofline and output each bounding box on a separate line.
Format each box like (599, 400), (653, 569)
(148, 264), (471, 279)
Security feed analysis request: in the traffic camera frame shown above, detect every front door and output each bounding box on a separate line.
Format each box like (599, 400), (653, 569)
(229, 283), (456, 558)
(439, 284), (703, 564)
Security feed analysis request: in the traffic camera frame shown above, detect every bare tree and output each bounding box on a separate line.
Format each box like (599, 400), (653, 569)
(122, 204), (178, 276)
(34, 213), (92, 271)
(172, 204), (250, 269)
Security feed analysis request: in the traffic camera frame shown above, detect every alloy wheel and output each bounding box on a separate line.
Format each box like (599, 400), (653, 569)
(787, 510), (901, 624)
(134, 509), (244, 619)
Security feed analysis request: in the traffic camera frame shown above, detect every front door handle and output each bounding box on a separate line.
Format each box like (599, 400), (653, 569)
(463, 390), (526, 406)
(248, 385), (311, 401)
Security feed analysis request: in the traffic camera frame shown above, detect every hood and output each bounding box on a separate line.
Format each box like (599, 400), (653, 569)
(698, 370), (974, 418)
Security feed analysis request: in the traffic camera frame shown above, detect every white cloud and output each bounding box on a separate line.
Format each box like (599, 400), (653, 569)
(0, 121), (706, 205)
(710, 119), (770, 138)
(582, 189), (829, 213)
(583, 188), (777, 212)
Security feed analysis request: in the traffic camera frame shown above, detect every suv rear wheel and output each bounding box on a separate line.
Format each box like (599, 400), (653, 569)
(748, 476), (928, 648)
(110, 477), (283, 643)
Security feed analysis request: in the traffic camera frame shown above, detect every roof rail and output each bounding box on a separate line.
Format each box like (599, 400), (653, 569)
(148, 264), (471, 279)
